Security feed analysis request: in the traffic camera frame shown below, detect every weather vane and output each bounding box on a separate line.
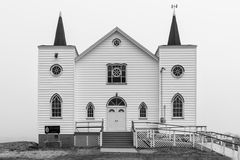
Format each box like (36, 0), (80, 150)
(171, 4), (178, 15)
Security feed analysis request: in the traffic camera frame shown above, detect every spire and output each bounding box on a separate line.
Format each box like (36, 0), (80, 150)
(167, 4), (181, 45)
(54, 12), (66, 46)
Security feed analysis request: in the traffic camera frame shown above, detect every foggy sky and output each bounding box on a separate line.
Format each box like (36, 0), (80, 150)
(0, 0), (240, 142)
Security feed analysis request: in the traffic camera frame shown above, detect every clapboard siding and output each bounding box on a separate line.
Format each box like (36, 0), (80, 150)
(159, 46), (196, 126)
(75, 32), (159, 130)
(38, 46), (76, 134)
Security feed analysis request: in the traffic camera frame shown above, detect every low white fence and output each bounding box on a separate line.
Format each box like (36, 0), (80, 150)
(132, 122), (240, 160)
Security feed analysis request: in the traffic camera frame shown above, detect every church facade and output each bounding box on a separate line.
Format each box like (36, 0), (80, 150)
(38, 13), (197, 147)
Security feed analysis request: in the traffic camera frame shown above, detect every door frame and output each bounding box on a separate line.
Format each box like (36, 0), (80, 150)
(106, 106), (127, 131)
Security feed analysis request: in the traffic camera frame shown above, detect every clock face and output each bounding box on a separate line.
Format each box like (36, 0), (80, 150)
(171, 65), (184, 78)
(50, 64), (62, 76)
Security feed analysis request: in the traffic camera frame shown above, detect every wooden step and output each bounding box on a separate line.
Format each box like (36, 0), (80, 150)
(102, 132), (133, 148)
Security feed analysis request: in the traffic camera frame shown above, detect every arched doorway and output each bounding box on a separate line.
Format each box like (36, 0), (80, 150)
(106, 94), (127, 131)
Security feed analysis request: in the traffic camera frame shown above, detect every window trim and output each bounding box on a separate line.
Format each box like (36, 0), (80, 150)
(50, 93), (62, 119)
(171, 64), (185, 78)
(106, 63), (127, 85)
(138, 102), (148, 119)
(50, 64), (63, 77)
(86, 102), (95, 118)
(112, 38), (121, 47)
(106, 95), (127, 107)
(171, 93), (184, 119)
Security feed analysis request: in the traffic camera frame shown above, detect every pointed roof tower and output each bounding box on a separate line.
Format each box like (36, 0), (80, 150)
(54, 12), (66, 46)
(167, 5), (181, 45)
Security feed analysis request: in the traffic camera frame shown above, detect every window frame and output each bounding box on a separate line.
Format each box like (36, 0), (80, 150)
(50, 93), (62, 119)
(50, 64), (63, 77)
(106, 63), (127, 85)
(171, 93), (184, 119)
(86, 102), (95, 119)
(138, 102), (148, 120)
(171, 65), (185, 78)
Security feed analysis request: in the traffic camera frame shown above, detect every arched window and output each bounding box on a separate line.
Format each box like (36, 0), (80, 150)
(86, 102), (95, 118)
(50, 93), (62, 117)
(172, 93), (184, 118)
(107, 97), (126, 106)
(139, 102), (147, 118)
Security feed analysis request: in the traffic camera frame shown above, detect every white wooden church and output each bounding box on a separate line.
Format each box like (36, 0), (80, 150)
(38, 11), (197, 148)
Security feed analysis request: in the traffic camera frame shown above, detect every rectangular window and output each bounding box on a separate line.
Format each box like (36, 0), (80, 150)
(107, 63), (127, 84)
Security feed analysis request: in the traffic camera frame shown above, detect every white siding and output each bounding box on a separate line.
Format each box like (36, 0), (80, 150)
(38, 46), (76, 134)
(159, 46), (197, 126)
(75, 32), (159, 130)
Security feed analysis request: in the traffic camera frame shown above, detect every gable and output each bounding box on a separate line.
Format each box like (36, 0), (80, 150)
(75, 27), (158, 62)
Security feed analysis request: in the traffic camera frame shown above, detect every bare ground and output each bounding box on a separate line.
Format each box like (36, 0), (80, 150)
(0, 141), (231, 160)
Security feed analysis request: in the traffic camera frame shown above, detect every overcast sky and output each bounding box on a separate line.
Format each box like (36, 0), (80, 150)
(0, 0), (240, 142)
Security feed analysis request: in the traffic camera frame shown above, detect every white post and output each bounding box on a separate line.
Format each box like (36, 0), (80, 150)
(173, 131), (176, 146)
(152, 130), (155, 147)
(135, 131), (138, 148)
(193, 133), (195, 148)
(211, 137), (213, 151)
(232, 139), (235, 160)
(222, 142), (225, 156)
(201, 136), (204, 151)
(100, 132), (102, 147)
(238, 146), (240, 160)
(133, 132), (135, 147)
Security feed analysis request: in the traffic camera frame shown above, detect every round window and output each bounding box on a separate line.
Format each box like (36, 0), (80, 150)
(112, 38), (121, 47)
(112, 67), (122, 77)
(171, 65), (184, 78)
(50, 64), (62, 76)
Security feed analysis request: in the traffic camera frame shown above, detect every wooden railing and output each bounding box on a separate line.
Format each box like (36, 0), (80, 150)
(132, 121), (207, 132)
(75, 119), (104, 132)
(131, 121), (240, 159)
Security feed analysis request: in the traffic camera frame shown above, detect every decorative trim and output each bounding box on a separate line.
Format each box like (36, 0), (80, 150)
(106, 94), (127, 107)
(75, 27), (158, 61)
(50, 64), (63, 77)
(171, 65), (185, 78)
(171, 93), (184, 118)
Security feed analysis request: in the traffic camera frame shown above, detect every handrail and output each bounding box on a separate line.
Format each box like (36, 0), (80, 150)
(100, 118), (104, 132)
(75, 119), (104, 132)
(133, 121), (207, 128)
(131, 121), (135, 132)
(132, 121), (207, 133)
(202, 131), (240, 141)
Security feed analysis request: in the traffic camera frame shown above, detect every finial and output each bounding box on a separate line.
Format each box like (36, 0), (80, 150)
(59, 11), (62, 17)
(171, 4), (178, 15)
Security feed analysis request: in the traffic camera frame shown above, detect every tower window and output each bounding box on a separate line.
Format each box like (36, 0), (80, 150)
(50, 64), (62, 76)
(172, 93), (184, 118)
(50, 93), (62, 117)
(107, 63), (127, 84)
(139, 102), (147, 118)
(86, 102), (95, 118)
(171, 65), (184, 78)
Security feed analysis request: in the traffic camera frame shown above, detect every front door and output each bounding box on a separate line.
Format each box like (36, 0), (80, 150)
(107, 107), (126, 131)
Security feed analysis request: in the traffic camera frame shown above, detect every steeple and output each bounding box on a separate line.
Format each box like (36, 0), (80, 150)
(54, 12), (66, 46)
(167, 5), (181, 45)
